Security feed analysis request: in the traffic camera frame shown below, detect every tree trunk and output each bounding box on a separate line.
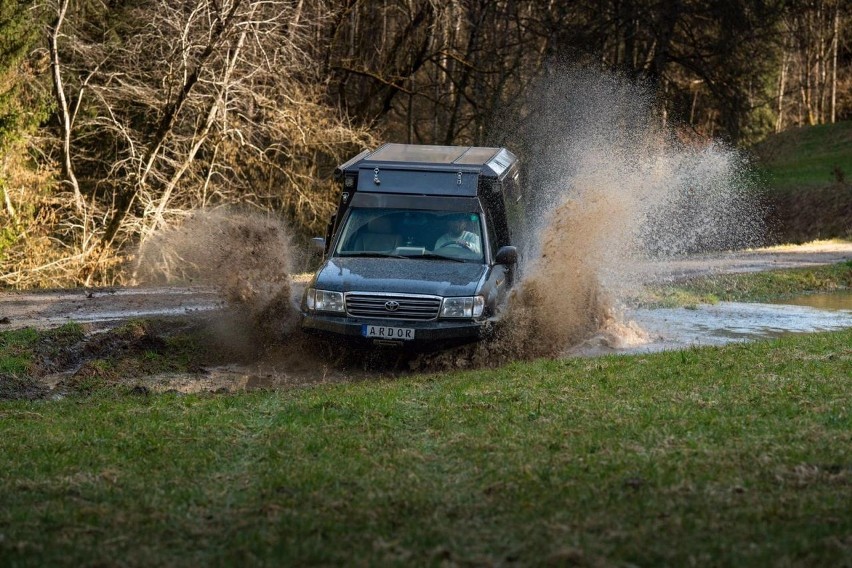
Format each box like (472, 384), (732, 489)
(776, 44), (788, 132)
(830, 2), (839, 123)
(49, 0), (84, 213)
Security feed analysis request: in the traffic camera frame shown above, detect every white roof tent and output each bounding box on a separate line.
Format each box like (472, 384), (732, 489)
(334, 143), (518, 197)
(323, 143), (522, 256)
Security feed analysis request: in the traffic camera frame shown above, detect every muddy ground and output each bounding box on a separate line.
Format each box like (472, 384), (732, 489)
(641, 240), (852, 280)
(3, 242), (850, 332)
(1, 242), (850, 398)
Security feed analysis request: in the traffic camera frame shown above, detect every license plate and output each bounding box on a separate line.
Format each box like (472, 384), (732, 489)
(362, 324), (415, 340)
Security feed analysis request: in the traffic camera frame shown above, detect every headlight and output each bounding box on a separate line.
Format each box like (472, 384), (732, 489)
(440, 296), (485, 318)
(305, 288), (345, 313)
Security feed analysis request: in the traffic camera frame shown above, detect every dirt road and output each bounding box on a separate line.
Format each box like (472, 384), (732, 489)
(1, 242), (850, 396)
(2, 242), (849, 332)
(0, 286), (222, 331)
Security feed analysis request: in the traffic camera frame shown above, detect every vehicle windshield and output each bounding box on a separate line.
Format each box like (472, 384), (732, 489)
(334, 208), (485, 263)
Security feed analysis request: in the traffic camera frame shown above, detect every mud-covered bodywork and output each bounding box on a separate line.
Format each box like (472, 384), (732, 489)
(301, 143), (522, 348)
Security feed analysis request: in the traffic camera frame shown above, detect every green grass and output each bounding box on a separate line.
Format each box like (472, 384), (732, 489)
(754, 121), (852, 192)
(0, 323), (83, 376)
(644, 260), (852, 307)
(0, 319), (227, 400)
(1, 330), (851, 566)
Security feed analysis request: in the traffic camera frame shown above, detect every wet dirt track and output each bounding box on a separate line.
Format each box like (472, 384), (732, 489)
(0, 286), (223, 331)
(636, 241), (852, 282)
(3, 243), (849, 332)
(1, 242), (851, 395)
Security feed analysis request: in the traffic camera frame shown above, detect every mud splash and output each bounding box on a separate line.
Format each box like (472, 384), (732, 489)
(417, 69), (765, 370)
(134, 209), (297, 345)
(510, 70), (762, 341)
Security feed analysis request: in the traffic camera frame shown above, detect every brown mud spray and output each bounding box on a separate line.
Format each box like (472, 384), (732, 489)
(134, 209), (297, 347)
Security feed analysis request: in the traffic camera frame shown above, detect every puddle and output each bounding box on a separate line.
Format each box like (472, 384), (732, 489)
(617, 301), (852, 354)
(138, 299), (852, 389)
(10, 287), (852, 396)
(0, 286), (223, 330)
(770, 290), (852, 311)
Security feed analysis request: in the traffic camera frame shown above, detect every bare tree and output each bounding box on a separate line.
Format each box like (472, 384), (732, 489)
(47, 0), (83, 213)
(782, 0), (845, 127)
(21, 0), (373, 286)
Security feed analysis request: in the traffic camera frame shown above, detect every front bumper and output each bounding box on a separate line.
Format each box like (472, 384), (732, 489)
(300, 312), (491, 348)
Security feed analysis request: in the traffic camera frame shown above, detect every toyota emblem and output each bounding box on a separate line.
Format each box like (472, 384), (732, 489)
(384, 301), (400, 312)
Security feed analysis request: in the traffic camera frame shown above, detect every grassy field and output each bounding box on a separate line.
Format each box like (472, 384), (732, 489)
(1, 329), (851, 565)
(643, 260), (852, 308)
(2, 262), (851, 565)
(754, 121), (852, 192)
(752, 122), (852, 242)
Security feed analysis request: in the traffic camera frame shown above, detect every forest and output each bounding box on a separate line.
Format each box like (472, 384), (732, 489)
(0, 0), (849, 287)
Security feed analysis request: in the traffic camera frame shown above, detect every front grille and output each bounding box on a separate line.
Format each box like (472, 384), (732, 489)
(346, 293), (441, 321)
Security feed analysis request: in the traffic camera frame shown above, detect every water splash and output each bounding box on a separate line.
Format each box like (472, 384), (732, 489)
(133, 208), (297, 344)
(501, 67), (765, 357)
(412, 68), (767, 368)
(133, 68), (767, 371)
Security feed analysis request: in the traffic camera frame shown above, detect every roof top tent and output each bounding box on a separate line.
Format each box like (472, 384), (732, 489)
(325, 144), (522, 254)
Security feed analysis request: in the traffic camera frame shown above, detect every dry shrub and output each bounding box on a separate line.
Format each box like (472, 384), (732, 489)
(0, 144), (121, 288)
(0, 199), (124, 288)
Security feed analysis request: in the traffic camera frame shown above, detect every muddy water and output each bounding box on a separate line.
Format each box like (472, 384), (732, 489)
(129, 299), (852, 393)
(21, 290), (851, 396)
(770, 290), (852, 311)
(485, 68), (766, 360)
(574, 300), (852, 356)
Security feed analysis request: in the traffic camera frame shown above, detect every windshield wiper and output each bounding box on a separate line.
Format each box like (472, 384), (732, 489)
(339, 252), (406, 259)
(340, 251), (472, 263)
(407, 253), (467, 263)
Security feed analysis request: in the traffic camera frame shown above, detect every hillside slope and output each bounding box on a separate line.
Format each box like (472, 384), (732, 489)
(752, 122), (852, 242)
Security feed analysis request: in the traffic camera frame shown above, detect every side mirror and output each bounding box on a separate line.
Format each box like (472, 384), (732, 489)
(495, 246), (518, 266)
(311, 237), (326, 253)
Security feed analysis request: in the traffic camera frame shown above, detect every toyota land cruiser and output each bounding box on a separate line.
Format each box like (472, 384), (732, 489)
(301, 143), (522, 348)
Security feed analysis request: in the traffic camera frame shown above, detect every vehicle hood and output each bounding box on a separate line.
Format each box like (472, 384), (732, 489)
(312, 257), (488, 297)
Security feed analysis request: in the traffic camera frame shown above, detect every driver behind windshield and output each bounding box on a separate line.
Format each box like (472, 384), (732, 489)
(434, 214), (481, 254)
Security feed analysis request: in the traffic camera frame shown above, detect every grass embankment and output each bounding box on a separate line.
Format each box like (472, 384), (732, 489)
(1, 263), (850, 564)
(753, 122), (852, 242)
(644, 260), (852, 308)
(755, 122), (852, 192)
(1, 329), (851, 566)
